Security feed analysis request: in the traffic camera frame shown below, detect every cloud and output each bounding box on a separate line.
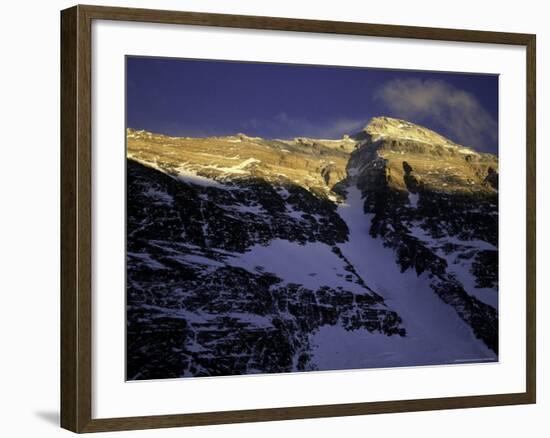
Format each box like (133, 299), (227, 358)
(374, 79), (497, 151)
(242, 112), (365, 139)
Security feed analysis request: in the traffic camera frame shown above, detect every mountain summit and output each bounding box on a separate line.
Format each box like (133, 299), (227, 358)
(361, 116), (460, 147)
(127, 116), (498, 199)
(126, 117), (499, 379)
(349, 116), (498, 195)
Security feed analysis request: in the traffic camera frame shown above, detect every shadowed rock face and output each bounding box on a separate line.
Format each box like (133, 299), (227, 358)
(126, 117), (499, 380)
(126, 159), (404, 380)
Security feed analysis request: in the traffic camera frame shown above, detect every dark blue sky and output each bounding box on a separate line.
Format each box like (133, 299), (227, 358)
(127, 57), (498, 153)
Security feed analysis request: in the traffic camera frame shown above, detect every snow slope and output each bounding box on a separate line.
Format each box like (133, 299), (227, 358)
(127, 156), (497, 378)
(310, 186), (496, 370)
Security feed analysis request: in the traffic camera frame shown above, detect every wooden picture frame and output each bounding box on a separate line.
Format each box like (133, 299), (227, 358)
(60, 4), (536, 433)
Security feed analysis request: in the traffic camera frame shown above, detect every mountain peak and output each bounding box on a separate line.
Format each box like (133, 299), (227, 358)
(348, 117), (498, 196)
(363, 117), (457, 146)
(362, 116), (461, 149)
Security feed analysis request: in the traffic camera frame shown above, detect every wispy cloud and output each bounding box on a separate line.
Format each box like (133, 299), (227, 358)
(242, 112), (365, 139)
(374, 79), (497, 151)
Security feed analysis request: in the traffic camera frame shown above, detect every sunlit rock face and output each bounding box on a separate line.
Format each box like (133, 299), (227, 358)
(126, 128), (356, 203)
(352, 116), (498, 194)
(126, 117), (498, 380)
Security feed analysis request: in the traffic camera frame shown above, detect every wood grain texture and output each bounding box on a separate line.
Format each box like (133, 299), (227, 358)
(78, 4), (534, 44)
(80, 393), (534, 433)
(60, 4), (537, 433)
(61, 5), (93, 432)
(525, 34), (537, 404)
(60, 5), (78, 432)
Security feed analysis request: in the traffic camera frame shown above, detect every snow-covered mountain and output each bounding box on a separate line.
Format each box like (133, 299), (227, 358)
(126, 117), (498, 380)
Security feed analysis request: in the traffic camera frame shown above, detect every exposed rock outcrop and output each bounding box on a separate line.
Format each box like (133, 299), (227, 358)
(126, 117), (499, 379)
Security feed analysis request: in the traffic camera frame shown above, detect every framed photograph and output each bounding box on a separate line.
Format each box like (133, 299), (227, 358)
(60, 5), (536, 433)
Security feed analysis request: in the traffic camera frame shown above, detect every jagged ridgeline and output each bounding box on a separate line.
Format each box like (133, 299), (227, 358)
(126, 116), (498, 380)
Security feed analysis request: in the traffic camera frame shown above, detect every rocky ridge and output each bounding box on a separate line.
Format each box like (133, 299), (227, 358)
(126, 117), (499, 379)
(127, 128), (354, 201)
(344, 117), (499, 352)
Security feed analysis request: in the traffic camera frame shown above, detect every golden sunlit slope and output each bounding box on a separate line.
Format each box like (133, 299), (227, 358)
(127, 116), (498, 200)
(351, 117), (498, 195)
(127, 129), (355, 199)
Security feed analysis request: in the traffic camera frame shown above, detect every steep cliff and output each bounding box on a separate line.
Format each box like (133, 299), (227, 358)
(126, 117), (499, 380)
